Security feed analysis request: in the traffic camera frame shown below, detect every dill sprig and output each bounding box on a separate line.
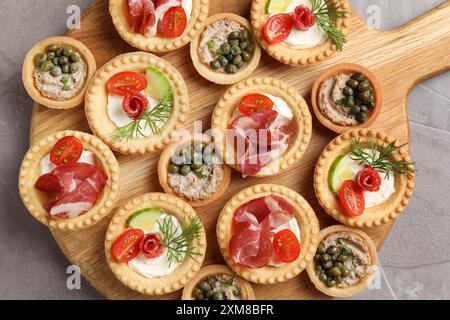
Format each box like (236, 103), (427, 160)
(350, 135), (415, 179)
(157, 215), (202, 268)
(310, 0), (350, 51)
(110, 101), (172, 141)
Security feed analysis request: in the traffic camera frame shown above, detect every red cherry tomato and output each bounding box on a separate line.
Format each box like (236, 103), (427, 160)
(292, 5), (316, 31)
(122, 91), (148, 120)
(273, 229), (301, 263)
(338, 180), (365, 217)
(111, 229), (144, 263)
(159, 6), (187, 38)
(140, 233), (165, 259)
(107, 71), (148, 96)
(35, 174), (63, 193)
(50, 136), (83, 166)
(357, 166), (382, 192)
(238, 94), (275, 116)
(263, 13), (293, 44)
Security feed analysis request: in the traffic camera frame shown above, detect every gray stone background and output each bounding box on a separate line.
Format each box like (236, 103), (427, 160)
(0, 0), (448, 300)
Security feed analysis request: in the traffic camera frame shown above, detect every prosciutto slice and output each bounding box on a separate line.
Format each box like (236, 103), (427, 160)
(229, 195), (294, 268)
(128, 0), (145, 33)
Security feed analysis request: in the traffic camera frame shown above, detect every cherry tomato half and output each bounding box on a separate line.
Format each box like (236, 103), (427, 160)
(140, 233), (165, 259)
(122, 91), (148, 120)
(263, 13), (293, 44)
(273, 229), (301, 263)
(111, 229), (144, 263)
(238, 94), (275, 116)
(50, 136), (83, 166)
(292, 5), (316, 31)
(107, 71), (148, 96)
(338, 180), (365, 217)
(159, 6), (187, 38)
(357, 166), (382, 192)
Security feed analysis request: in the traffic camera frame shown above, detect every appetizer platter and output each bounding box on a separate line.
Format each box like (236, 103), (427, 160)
(23, 0), (450, 300)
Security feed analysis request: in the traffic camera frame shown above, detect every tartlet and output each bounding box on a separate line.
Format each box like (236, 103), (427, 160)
(158, 134), (231, 207)
(105, 192), (207, 295)
(306, 225), (378, 297)
(190, 13), (262, 85)
(18, 130), (120, 230)
(211, 76), (312, 177)
(109, 0), (209, 53)
(314, 128), (415, 228)
(181, 264), (255, 300)
(250, 0), (350, 66)
(311, 63), (382, 133)
(22, 36), (96, 109)
(216, 184), (320, 284)
(84, 51), (189, 155)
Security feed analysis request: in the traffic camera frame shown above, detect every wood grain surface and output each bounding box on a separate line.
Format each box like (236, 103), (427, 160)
(29, 0), (450, 299)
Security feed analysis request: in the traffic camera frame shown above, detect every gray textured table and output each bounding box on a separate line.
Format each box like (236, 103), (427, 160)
(1, 0), (448, 300)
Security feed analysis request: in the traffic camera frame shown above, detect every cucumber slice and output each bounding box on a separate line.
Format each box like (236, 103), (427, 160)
(126, 208), (164, 232)
(146, 66), (174, 102)
(328, 155), (354, 193)
(265, 0), (292, 14)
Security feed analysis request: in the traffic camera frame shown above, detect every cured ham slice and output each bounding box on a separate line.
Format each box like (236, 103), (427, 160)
(140, 0), (156, 37)
(128, 0), (145, 33)
(229, 195), (294, 268)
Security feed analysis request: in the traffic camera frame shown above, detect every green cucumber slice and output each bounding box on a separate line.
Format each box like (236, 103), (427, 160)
(328, 155), (354, 193)
(146, 66), (174, 103)
(265, 0), (292, 14)
(126, 208), (164, 232)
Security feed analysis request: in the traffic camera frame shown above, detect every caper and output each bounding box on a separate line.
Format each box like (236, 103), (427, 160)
(220, 42), (231, 55)
(191, 163), (203, 170)
(168, 164), (179, 174)
(335, 276), (343, 284)
(239, 29), (249, 41)
(246, 42), (255, 53)
(237, 61), (245, 68)
(319, 272), (328, 282)
(358, 90), (372, 102)
(196, 292), (204, 300)
(198, 281), (211, 292)
(317, 244), (326, 254)
(331, 253), (339, 261)
(70, 54), (80, 63)
(52, 57), (60, 66)
(210, 59), (221, 70)
(358, 80), (370, 91)
(329, 266), (342, 277)
(343, 86), (354, 96)
(47, 44), (60, 52)
(320, 253), (331, 263)
(40, 61), (53, 72)
(207, 277), (216, 286)
(346, 79), (359, 89)
(326, 279), (336, 287)
(326, 246), (339, 255)
(55, 47), (64, 57)
(316, 264), (323, 272)
(368, 101), (375, 108)
(334, 262), (344, 270)
(34, 53), (47, 66)
(314, 253), (322, 262)
(352, 105), (361, 114)
(360, 105), (368, 113)
(239, 41), (248, 50)
(228, 31), (240, 40)
(50, 66), (62, 77)
(70, 63), (80, 73)
(322, 261), (333, 269)
(226, 54), (234, 62)
(180, 165), (191, 176)
(346, 96), (355, 108)
(225, 64), (238, 74)
(47, 52), (56, 60)
(228, 39), (239, 47)
(351, 72), (365, 81)
(242, 51), (251, 62)
(230, 45), (242, 56)
(193, 287), (203, 299)
(218, 55), (229, 67)
(213, 292), (224, 300)
(233, 288), (241, 297)
(340, 266), (350, 277)
(63, 47), (74, 57)
(61, 64), (70, 73)
(59, 56), (69, 65)
(356, 112), (367, 123)
(206, 290), (214, 298)
(354, 98), (362, 105)
(232, 55), (243, 66)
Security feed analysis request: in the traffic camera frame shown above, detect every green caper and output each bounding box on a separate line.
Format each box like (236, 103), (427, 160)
(225, 64), (238, 74)
(358, 80), (370, 91)
(239, 29), (249, 41)
(69, 54), (79, 63)
(70, 63), (80, 73)
(368, 101), (375, 108)
(61, 64), (70, 73)
(358, 90), (372, 102)
(354, 98), (362, 105)
(196, 293), (204, 300)
(334, 262), (344, 270)
(335, 276), (343, 284)
(320, 253), (331, 263)
(237, 61), (245, 68)
(180, 165), (191, 176)
(356, 112), (367, 123)
(218, 55), (229, 67)
(343, 87), (354, 96)
(331, 253), (339, 261)
(226, 54), (235, 62)
(315, 254), (322, 262)
(228, 39), (239, 47)
(228, 31), (240, 40)
(194, 165), (210, 179)
(40, 61), (53, 72)
(232, 55), (243, 66)
(326, 246), (339, 255)
(206, 290), (214, 298)
(63, 47), (74, 57)
(346, 96), (355, 108)
(198, 281), (211, 292)
(55, 47), (64, 57)
(59, 56), (69, 65)
(239, 41), (248, 50)
(360, 105), (368, 113)
(352, 105), (361, 114)
(233, 288), (241, 297)
(191, 163), (202, 170)
(168, 164), (179, 174)
(351, 72), (365, 81)
(34, 53), (47, 66)
(346, 79), (359, 89)
(207, 277), (216, 286)
(210, 59), (221, 70)
(316, 264), (323, 272)
(47, 52), (56, 60)
(52, 57), (60, 66)
(329, 267), (342, 277)
(246, 42), (255, 53)
(50, 66), (62, 77)
(213, 292), (224, 300)
(47, 44), (60, 52)
(326, 279), (336, 287)
(221, 42), (231, 55)
(322, 261), (333, 269)
(242, 51), (251, 62)
(193, 287), (203, 299)
(317, 244), (326, 254)
(340, 266), (350, 277)
(319, 272), (328, 282)
(230, 45), (242, 56)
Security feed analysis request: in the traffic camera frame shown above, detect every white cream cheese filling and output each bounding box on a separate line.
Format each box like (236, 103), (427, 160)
(39, 150), (96, 175)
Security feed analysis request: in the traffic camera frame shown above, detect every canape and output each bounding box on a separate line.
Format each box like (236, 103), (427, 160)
(18, 130), (120, 230)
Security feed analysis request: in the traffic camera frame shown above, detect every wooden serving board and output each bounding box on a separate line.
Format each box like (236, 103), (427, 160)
(29, 0), (450, 299)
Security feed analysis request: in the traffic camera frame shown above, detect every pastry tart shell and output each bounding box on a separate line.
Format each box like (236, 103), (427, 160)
(250, 0), (351, 66)
(306, 225), (378, 297)
(181, 264), (255, 300)
(22, 36), (97, 109)
(216, 184), (320, 284)
(314, 128), (415, 228)
(84, 51), (190, 155)
(105, 193), (207, 295)
(190, 13), (261, 85)
(158, 134), (231, 207)
(211, 76), (312, 177)
(18, 130), (120, 231)
(109, 0), (209, 53)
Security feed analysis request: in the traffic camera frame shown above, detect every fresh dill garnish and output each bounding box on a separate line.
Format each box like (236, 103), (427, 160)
(110, 101), (172, 142)
(350, 135), (415, 179)
(157, 215), (202, 267)
(310, 0), (350, 51)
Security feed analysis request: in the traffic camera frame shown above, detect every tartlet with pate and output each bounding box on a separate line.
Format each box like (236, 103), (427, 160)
(22, 36), (96, 109)
(105, 192), (207, 295)
(182, 264), (255, 300)
(109, 0), (209, 53)
(18, 130), (120, 230)
(216, 184), (320, 284)
(158, 134), (231, 207)
(306, 225), (377, 297)
(211, 76), (312, 177)
(85, 51), (189, 155)
(250, 0), (350, 66)
(314, 129), (415, 228)
(190, 13), (261, 84)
